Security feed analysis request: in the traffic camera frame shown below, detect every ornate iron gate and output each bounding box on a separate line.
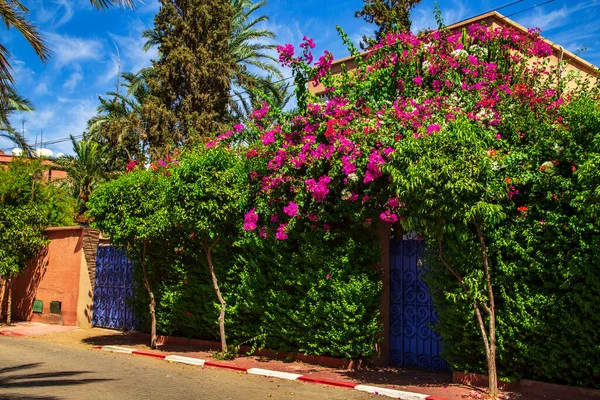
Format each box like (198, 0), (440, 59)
(390, 238), (448, 371)
(92, 245), (139, 330)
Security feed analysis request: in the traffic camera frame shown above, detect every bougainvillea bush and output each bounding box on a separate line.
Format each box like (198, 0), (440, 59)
(213, 21), (599, 392)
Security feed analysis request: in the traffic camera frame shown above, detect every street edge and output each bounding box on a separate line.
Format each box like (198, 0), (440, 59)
(92, 345), (450, 400)
(0, 330), (25, 337)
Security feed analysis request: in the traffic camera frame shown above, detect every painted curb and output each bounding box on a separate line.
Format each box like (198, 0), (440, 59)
(355, 385), (428, 400)
(165, 355), (206, 366)
(92, 345), (451, 400)
(247, 368), (302, 380)
(0, 330), (25, 337)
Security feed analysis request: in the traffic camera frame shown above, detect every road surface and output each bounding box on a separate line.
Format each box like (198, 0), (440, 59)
(0, 336), (373, 400)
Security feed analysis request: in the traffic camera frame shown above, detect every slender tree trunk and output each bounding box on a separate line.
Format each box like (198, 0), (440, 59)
(6, 277), (12, 326)
(438, 226), (499, 399)
(476, 224), (498, 399)
(140, 242), (157, 349)
(0, 277), (6, 322)
(205, 237), (226, 352)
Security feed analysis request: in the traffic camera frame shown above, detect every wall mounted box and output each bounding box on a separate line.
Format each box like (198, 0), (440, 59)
(50, 301), (61, 314)
(33, 300), (43, 313)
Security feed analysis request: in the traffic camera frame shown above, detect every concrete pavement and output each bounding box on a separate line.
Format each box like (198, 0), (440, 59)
(0, 336), (375, 400)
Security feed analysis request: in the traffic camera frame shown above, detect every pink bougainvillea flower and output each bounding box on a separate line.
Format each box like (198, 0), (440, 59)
(126, 160), (137, 173)
(426, 124), (441, 135)
(326, 274), (331, 279)
(259, 226), (268, 238)
(233, 124), (244, 133)
(246, 149), (258, 158)
(305, 176), (331, 202)
(388, 197), (400, 208)
(413, 76), (423, 86)
(323, 224), (331, 231)
(380, 210), (399, 223)
(243, 208), (259, 231)
(283, 201), (299, 217)
(275, 224), (288, 240)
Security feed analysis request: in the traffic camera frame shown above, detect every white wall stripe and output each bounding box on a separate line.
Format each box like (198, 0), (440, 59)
(101, 346), (135, 354)
(247, 368), (302, 380)
(165, 355), (206, 366)
(354, 385), (429, 400)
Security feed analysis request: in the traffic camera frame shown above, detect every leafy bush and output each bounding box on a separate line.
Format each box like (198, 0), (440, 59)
(426, 97), (600, 388)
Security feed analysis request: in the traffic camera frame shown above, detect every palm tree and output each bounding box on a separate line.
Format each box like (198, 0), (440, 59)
(0, 0), (50, 98)
(56, 136), (109, 214)
(0, 0), (134, 101)
(230, 77), (294, 122)
(86, 69), (153, 170)
(0, 88), (34, 153)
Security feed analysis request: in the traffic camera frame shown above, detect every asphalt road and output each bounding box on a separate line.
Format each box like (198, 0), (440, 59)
(0, 336), (373, 400)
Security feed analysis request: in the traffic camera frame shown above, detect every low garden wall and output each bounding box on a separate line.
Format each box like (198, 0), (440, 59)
(11, 227), (94, 327)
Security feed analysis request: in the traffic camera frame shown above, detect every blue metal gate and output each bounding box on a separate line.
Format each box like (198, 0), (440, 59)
(390, 238), (448, 371)
(92, 246), (139, 330)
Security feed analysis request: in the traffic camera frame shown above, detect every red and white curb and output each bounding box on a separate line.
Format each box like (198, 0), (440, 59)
(92, 345), (449, 400)
(0, 330), (24, 337)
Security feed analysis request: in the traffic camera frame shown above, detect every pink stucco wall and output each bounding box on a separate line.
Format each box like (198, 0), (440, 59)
(11, 227), (88, 326)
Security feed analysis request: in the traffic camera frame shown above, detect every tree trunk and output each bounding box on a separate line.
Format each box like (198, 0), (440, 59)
(205, 237), (226, 352)
(0, 277), (6, 322)
(6, 278), (12, 326)
(438, 225), (499, 399)
(140, 242), (157, 349)
(476, 224), (498, 399)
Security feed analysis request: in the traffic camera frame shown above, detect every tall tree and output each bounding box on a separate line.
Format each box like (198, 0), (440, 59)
(0, 0), (132, 100)
(0, 88), (33, 153)
(355, 0), (421, 44)
(87, 169), (171, 348)
(87, 70), (153, 170)
(0, 159), (74, 324)
(143, 0), (234, 159)
(56, 136), (109, 215)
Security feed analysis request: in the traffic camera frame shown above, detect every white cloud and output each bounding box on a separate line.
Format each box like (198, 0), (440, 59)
(3, 98), (98, 155)
(412, 0), (469, 32)
(46, 33), (105, 68)
(34, 83), (49, 95)
(12, 59), (35, 86)
(64, 70), (84, 91)
(54, 0), (75, 28)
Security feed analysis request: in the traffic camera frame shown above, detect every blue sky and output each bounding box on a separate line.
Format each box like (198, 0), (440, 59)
(2, 0), (599, 155)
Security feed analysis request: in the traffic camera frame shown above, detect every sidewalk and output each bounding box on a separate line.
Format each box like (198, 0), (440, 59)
(11, 324), (527, 400)
(0, 321), (79, 337)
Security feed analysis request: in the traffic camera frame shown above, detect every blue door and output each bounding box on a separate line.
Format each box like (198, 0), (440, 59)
(92, 246), (139, 330)
(389, 238), (448, 371)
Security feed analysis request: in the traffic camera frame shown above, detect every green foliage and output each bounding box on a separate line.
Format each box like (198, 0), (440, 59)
(132, 225), (383, 359)
(423, 97), (600, 388)
(0, 159), (75, 279)
(143, 0), (234, 158)
(170, 147), (248, 241)
(87, 170), (171, 246)
(56, 136), (110, 214)
(355, 0), (422, 45)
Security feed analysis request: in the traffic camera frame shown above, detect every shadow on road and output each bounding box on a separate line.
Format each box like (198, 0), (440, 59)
(0, 362), (113, 390)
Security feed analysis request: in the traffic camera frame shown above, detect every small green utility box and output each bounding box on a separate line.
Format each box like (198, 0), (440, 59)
(33, 300), (43, 313)
(50, 301), (61, 314)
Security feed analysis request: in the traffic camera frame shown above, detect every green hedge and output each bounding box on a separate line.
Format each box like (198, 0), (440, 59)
(132, 226), (382, 359)
(424, 98), (600, 389)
